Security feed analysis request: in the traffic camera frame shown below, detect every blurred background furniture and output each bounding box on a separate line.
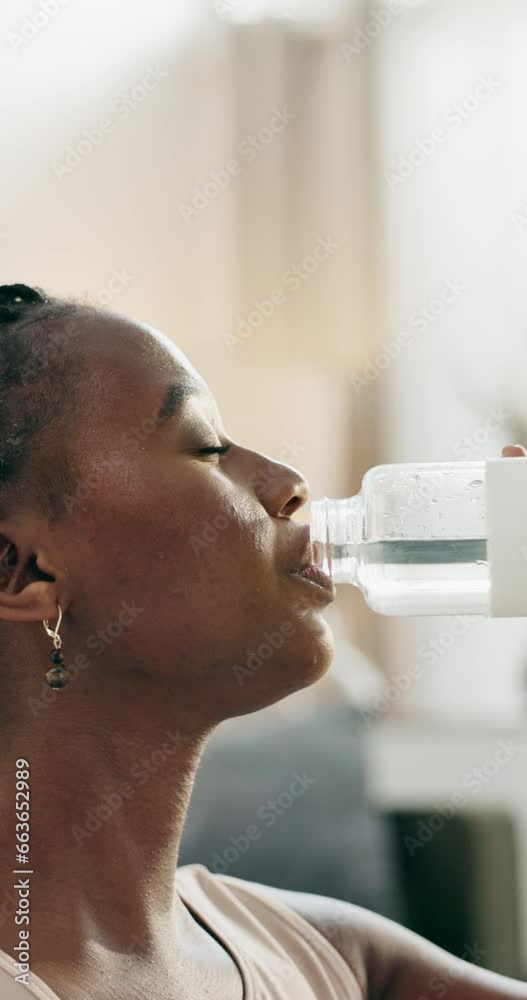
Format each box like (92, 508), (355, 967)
(180, 701), (404, 921)
(368, 718), (526, 978)
(182, 710), (524, 978)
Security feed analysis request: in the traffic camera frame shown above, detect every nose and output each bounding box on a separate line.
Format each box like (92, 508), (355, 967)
(251, 456), (310, 519)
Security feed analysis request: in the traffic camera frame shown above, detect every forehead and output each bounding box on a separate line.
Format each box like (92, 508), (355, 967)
(76, 309), (199, 382)
(70, 309), (214, 424)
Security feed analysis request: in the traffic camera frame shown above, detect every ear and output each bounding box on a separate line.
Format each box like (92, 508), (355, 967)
(0, 529), (62, 623)
(0, 581), (59, 623)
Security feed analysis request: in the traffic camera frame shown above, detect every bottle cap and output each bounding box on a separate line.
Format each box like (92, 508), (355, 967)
(486, 456), (527, 616)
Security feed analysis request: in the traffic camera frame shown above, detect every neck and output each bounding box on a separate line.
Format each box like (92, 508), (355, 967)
(0, 663), (213, 968)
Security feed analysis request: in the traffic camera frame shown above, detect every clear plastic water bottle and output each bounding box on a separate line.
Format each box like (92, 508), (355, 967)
(310, 457), (527, 616)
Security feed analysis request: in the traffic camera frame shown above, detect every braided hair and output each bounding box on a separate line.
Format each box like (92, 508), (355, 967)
(0, 283), (86, 521)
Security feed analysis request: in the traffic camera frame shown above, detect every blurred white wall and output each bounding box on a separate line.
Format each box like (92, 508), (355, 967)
(371, 0), (527, 725)
(0, 0), (376, 473)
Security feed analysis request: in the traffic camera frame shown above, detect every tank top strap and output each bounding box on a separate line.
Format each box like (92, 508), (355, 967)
(176, 863), (360, 999)
(0, 947), (61, 999)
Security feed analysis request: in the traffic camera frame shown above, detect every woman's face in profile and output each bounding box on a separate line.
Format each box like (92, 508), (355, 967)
(55, 310), (335, 724)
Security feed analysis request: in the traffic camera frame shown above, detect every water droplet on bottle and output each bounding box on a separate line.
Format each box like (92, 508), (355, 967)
(469, 480), (483, 488)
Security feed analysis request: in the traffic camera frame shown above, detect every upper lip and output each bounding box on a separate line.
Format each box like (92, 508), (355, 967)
(287, 526), (315, 575)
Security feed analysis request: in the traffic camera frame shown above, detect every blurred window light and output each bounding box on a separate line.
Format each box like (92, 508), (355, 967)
(215, 0), (360, 28)
(215, 0), (432, 34)
(368, 0), (432, 6)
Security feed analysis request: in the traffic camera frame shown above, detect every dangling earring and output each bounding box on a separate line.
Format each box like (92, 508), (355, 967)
(42, 602), (69, 688)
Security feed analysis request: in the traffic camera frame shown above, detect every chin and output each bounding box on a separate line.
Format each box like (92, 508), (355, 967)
(209, 609), (335, 722)
(239, 614), (336, 717)
(292, 613), (335, 688)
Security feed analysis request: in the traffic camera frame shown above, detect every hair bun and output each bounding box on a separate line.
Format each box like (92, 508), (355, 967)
(0, 284), (47, 306)
(0, 284), (47, 323)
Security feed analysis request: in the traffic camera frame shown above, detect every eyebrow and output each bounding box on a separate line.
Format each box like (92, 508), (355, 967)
(157, 383), (198, 423)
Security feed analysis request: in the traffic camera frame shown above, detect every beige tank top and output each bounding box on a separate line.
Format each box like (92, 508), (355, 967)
(0, 863), (358, 998)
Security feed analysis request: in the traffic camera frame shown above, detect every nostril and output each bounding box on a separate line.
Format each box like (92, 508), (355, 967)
(282, 494), (304, 518)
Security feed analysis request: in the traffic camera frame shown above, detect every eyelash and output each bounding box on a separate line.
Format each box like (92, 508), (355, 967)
(198, 444), (232, 456)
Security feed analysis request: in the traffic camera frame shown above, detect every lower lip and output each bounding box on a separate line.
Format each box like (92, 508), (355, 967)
(289, 564), (336, 600)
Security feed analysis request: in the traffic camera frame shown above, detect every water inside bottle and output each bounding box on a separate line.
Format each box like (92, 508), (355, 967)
(331, 538), (489, 615)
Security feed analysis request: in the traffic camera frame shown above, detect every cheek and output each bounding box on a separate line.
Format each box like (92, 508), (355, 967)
(152, 479), (273, 612)
(176, 484), (269, 578)
(147, 509), (274, 676)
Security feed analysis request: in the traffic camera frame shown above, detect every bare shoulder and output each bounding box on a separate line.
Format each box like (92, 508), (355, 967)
(252, 882), (527, 1000)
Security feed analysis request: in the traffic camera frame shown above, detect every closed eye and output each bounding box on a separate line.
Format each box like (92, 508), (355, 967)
(198, 444), (232, 456)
